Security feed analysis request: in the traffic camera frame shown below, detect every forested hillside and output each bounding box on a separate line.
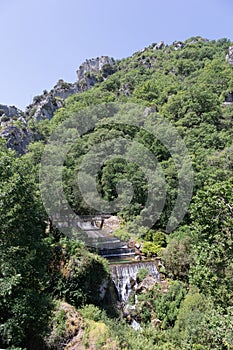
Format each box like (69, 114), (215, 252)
(0, 37), (233, 349)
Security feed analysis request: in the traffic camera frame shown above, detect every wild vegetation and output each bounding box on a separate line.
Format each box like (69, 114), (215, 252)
(0, 37), (233, 349)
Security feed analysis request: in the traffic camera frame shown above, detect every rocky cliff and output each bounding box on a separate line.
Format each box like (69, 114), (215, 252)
(1, 40), (233, 154)
(25, 55), (116, 123)
(77, 56), (115, 81)
(0, 56), (116, 153)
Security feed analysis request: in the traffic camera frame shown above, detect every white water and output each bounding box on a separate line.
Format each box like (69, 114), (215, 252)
(131, 318), (142, 331)
(110, 261), (160, 302)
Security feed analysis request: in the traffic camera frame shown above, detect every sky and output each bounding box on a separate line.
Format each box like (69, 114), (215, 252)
(0, 0), (232, 110)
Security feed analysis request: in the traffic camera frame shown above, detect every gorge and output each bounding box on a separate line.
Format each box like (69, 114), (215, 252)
(0, 36), (233, 350)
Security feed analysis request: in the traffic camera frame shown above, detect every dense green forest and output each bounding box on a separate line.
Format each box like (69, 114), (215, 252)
(0, 37), (233, 349)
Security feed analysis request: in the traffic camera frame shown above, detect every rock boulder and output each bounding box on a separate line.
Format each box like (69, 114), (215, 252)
(135, 275), (157, 294)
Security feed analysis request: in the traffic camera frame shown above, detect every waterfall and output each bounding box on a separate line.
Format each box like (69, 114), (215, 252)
(131, 318), (142, 331)
(110, 261), (160, 302)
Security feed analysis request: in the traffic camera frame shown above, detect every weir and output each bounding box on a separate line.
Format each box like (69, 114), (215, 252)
(110, 261), (160, 302)
(51, 214), (135, 258)
(51, 214), (161, 304)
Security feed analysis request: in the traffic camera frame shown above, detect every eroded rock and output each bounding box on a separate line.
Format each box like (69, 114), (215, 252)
(45, 301), (84, 350)
(226, 46), (233, 65)
(173, 40), (184, 50)
(154, 41), (165, 50)
(135, 275), (157, 294)
(0, 104), (22, 119)
(77, 56), (115, 81)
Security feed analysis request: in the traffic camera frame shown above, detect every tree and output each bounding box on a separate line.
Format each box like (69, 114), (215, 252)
(174, 289), (233, 350)
(0, 145), (51, 349)
(161, 233), (193, 282)
(189, 181), (233, 307)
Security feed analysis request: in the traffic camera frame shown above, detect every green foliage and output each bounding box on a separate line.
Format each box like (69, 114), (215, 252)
(141, 229), (167, 246)
(141, 241), (161, 257)
(133, 280), (187, 327)
(174, 289), (209, 340)
(0, 146), (51, 349)
(161, 232), (193, 282)
(113, 227), (131, 241)
(189, 180), (233, 306)
(50, 237), (110, 308)
(1, 36), (233, 349)
(49, 307), (66, 338)
(173, 289), (233, 350)
(153, 281), (187, 328)
(79, 304), (105, 322)
(136, 267), (149, 282)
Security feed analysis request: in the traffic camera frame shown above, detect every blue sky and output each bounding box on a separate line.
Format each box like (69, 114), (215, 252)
(0, 0), (232, 110)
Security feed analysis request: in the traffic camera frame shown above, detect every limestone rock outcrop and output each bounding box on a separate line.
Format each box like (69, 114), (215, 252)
(46, 302), (118, 350)
(135, 275), (158, 294)
(173, 40), (184, 50)
(52, 79), (80, 99)
(0, 104), (31, 154)
(24, 56), (116, 123)
(45, 302), (85, 350)
(0, 104), (22, 119)
(0, 124), (32, 154)
(226, 46), (233, 65)
(77, 56), (115, 81)
(25, 94), (64, 122)
(154, 41), (165, 50)
(225, 91), (233, 103)
(0, 55), (117, 153)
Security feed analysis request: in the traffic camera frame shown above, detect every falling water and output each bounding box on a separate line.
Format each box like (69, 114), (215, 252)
(110, 261), (160, 302)
(131, 318), (142, 331)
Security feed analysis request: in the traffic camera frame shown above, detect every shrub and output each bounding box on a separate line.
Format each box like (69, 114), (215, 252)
(113, 227), (130, 241)
(79, 304), (103, 322)
(136, 267), (149, 282)
(142, 242), (161, 257)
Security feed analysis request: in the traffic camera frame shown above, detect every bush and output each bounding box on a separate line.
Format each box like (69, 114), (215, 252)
(142, 241), (161, 257)
(79, 304), (103, 322)
(113, 227), (130, 241)
(137, 267), (149, 282)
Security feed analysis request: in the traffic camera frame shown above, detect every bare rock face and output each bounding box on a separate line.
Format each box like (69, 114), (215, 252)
(151, 318), (162, 328)
(0, 124), (32, 154)
(46, 301), (118, 350)
(226, 46), (233, 65)
(119, 83), (131, 96)
(154, 41), (165, 50)
(0, 104), (31, 154)
(24, 82), (76, 122)
(225, 91), (233, 103)
(25, 56), (116, 123)
(173, 40), (184, 50)
(77, 56), (115, 81)
(0, 97), (61, 153)
(1, 56), (117, 153)
(135, 275), (158, 294)
(25, 94), (64, 122)
(0, 104), (22, 119)
(52, 79), (80, 100)
(103, 215), (121, 232)
(1, 92), (67, 152)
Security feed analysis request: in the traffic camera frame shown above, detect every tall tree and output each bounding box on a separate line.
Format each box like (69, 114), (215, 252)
(0, 144), (51, 349)
(189, 181), (233, 307)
